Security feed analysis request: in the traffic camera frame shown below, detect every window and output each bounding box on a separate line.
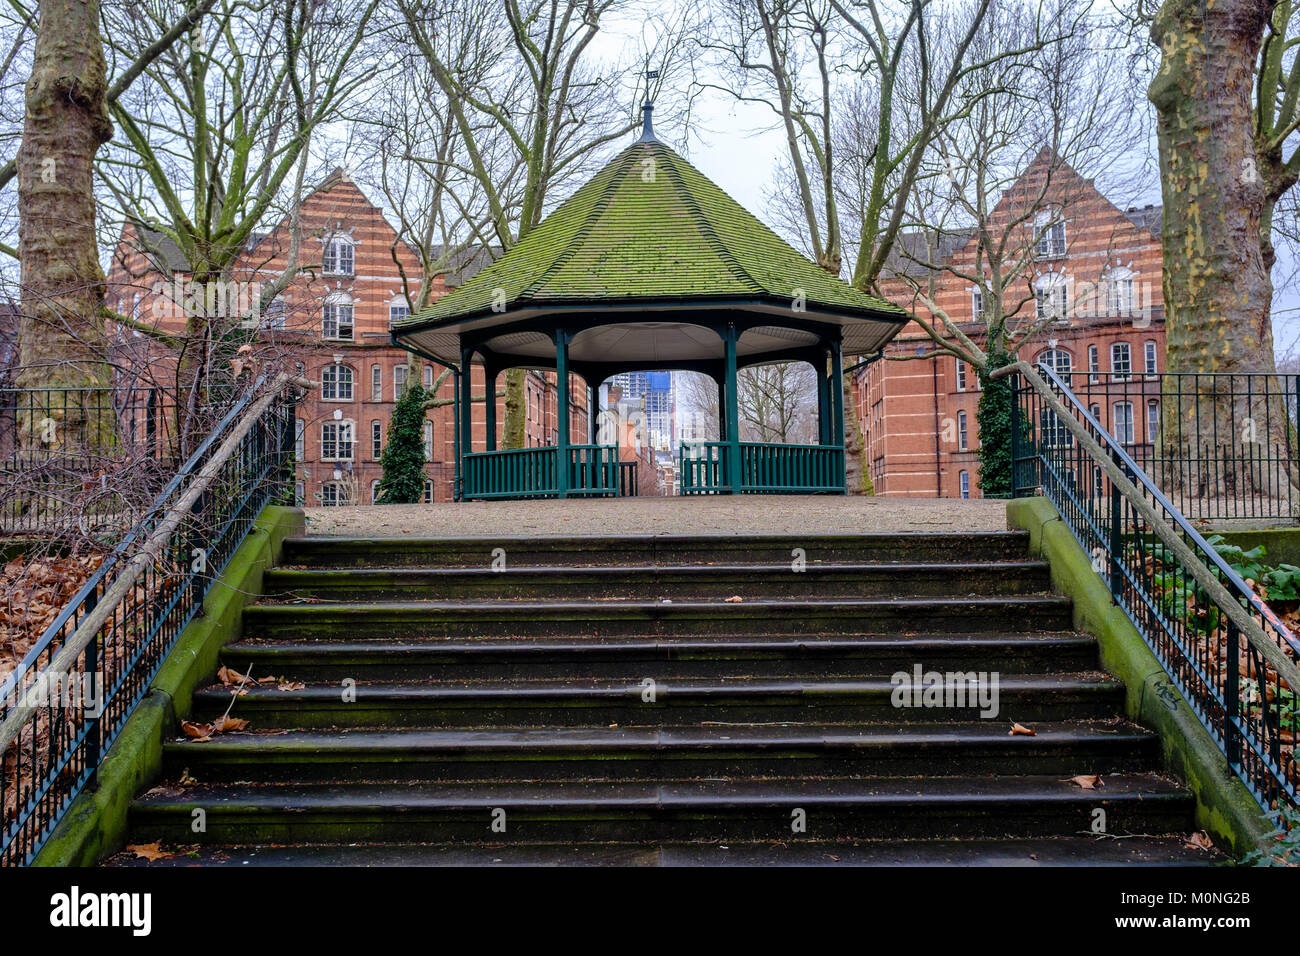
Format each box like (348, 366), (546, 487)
(971, 289), (985, 321)
(321, 421), (354, 461)
(423, 366), (433, 389)
(955, 359), (967, 392)
(957, 410), (969, 451)
(322, 363), (353, 401)
(1113, 402), (1135, 444)
(293, 481), (304, 506)
(319, 482), (343, 507)
(1105, 267), (1134, 315)
(372, 420), (382, 460)
(1111, 342), (1132, 380)
(323, 295), (354, 341)
(1089, 402), (1101, 423)
(1088, 345), (1100, 384)
(1035, 211), (1066, 259)
(390, 299), (410, 323)
(1144, 340), (1158, 377)
(371, 365), (382, 402)
(423, 420), (433, 459)
(1146, 400), (1160, 444)
(1042, 410), (1073, 448)
(1037, 348), (1072, 376)
(370, 479), (380, 504)
(959, 471), (970, 499)
(295, 418), (305, 459)
(264, 296), (286, 330)
(394, 364), (407, 400)
(422, 479), (434, 504)
(323, 236), (354, 276)
(1034, 275), (1068, 322)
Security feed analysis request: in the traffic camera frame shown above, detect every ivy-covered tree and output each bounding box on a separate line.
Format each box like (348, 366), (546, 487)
(376, 383), (428, 504)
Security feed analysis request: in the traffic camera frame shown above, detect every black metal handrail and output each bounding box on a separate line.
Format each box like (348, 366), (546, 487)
(1009, 360), (1300, 816)
(0, 374), (304, 866)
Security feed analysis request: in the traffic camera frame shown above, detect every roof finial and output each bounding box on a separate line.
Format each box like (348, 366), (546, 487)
(638, 68), (660, 144)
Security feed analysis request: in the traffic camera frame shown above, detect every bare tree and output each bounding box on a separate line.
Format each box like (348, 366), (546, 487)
(398, 0), (694, 448)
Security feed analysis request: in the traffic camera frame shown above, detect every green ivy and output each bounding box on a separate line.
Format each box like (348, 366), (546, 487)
(375, 383), (427, 505)
(976, 350), (1014, 498)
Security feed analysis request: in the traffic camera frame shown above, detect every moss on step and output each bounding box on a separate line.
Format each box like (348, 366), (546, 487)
(1006, 495), (1273, 859)
(31, 505), (305, 867)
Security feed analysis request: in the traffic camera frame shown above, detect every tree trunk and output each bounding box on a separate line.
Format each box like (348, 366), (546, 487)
(1148, 0), (1296, 502)
(15, 0), (115, 454)
(843, 375), (870, 494)
(502, 367), (527, 448)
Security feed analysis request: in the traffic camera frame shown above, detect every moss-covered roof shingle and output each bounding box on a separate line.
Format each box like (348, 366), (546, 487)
(393, 138), (903, 332)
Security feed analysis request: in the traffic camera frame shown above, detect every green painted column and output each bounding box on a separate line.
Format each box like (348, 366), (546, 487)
(716, 379), (727, 441)
(724, 323), (741, 493)
(459, 346), (474, 498)
(830, 339), (847, 493)
(484, 366), (497, 451)
(459, 346), (474, 456)
(555, 330), (570, 498)
(588, 384), (597, 444)
(817, 350), (831, 445)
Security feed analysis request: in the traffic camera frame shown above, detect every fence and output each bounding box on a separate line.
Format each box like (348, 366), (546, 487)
(0, 385), (180, 536)
(1011, 361), (1300, 816)
(0, 374), (303, 865)
(1050, 370), (1299, 522)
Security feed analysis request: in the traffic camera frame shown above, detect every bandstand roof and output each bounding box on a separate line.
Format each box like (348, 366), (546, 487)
(391, 113), (907, 372)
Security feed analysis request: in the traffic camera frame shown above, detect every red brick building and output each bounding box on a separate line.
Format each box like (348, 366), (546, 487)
(858, 157), (1167, 497)
(106, 170), (588, 504)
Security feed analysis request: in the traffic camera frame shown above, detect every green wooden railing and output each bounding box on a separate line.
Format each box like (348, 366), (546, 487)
(679, 441), (844, 494)
(463, 445), (620, 499)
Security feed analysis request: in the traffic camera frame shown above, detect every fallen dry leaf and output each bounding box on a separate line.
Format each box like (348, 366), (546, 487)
(276, 682), (306, 692)
(1068, 774), (1103, 790)
(724, 595), (744, 603)
(1009, 722), (1037, 737)
(125, 843), (171, 862)
(1184, 831), (1214, 851)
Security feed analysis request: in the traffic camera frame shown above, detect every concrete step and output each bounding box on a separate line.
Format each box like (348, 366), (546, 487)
(191, 674), (1126, 728)
(128, 773), (1197, 844)
(105, 836), (1221, 867)
(222, 633), (1100, 681)
(162, 721), (1161, 783)
(259, 561), (1054, 602)
(240, 595), (1076, 640)
(279, 531), (1035, 569)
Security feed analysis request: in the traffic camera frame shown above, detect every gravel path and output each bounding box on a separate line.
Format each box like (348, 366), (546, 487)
(302, 495), (1011, 538)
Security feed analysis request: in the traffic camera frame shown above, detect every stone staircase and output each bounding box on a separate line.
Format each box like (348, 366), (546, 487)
(119, 531), (1216, 865)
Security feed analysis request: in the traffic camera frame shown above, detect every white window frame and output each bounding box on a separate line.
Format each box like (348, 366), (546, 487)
(1087, 345), (1100, 384)
(322, 294), (354, 341)
(1144, 340), (1159, 377)
(319, 481), (343, 507)
(959, 471), (970, 499)
(957, 410), (969, 451)
(389, 298), (411, 324)
(423, 365), (433, 389)
(1034, 275), (1068, 322)
(423, 420), (433, 459)
(422, 479), (434, 504)
(1035, 211), (1066, 259)
(294, 417), (305, 459)
(1111, 342), (1132, 381)
(394, 364), (407, 400)
(322, 363), (354, 402)
(1105, 267), (1134, 316)
(955, 359), (966, 392)
(971, 288), (985, 321)
(371, 364), (382, 402)
(1113, 401), (1135, 445)
(1037, 348), (1072, 377)
(323, 236), (355, 276)
(372, 420), (383, 460)
(321, 420), (355, 461)
(1146, 399), (1160, 444)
